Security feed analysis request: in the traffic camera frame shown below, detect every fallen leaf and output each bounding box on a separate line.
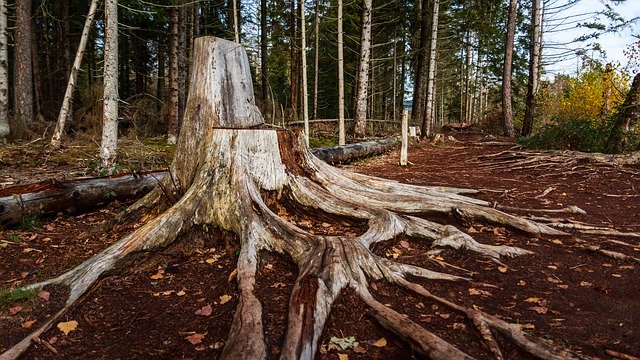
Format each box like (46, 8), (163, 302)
(38, 290), (50, 301)
(354, 346), (367, 353)
(579, 281), (592, 287)
(518, 280), (526, 286)
(228, 269), (238, 283)
(518, 323), (535, 330)
(219, 294), (232, 304)
(338, 354), (349, 360)
(498, 266), (508, 273)
(22, 247), (37, 253)
(185, 332), (206, 345)
(205, 255), (221, 264)
(468, 288), (492, 296)
(529, 306), (549, 314)
(452, 323), (466, 330)
(438, 313), (451, 319)
(9, 306), (22, 315)
(176, 289), (186, 296)
(373, 338), (387, 347)
(525, 297), (542, 304)
(399, 240), (411, 249)
(271, 283), (286, 288)
(551, 239), (563, 245)
(612, 274), (622, 278)
(321, 222), (331, 228)
(547, 277), (561, 284)
(57, 320), (78, 335)
(150, 269), (165, 280)
(195, 305), (213, 316)
(547, 265), (557, 270)
(22, 320), (36, 328)
(330, 336), (359, 350)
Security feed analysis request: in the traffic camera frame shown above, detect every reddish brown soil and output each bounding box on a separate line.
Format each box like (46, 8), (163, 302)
(1, 133), (639, 359)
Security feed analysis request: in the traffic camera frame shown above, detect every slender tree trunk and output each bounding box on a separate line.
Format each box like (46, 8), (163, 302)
(99, 0), (119, 173)
(289, 0), (300, 122)
(301, 0), (309, 145)
(260, 0), (269, 109)
(502, 0), (517, 137)
(178, 1), (188, 124)
(313, 0), (320, 120)
(605, 73), (640, 153)
(337, 0), (345, 145)
(14, 0), (33, 129)
(157, 40), (165, 103)
(421, 0), (439, 138)
(0, 0), (9, 140)
(353, 0), (373, 138)
(522, 0), (541, 137)
(232, 0), (240, 42)
(51, 0), (100, 149)
(167, 6), (180, 144)
(30, 15), (42, 123)
(412, 0), (428, 129)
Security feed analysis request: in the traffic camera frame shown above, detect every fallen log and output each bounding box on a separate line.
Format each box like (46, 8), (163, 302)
(0, 171), (166, 226)
(0, 139), (398, 226)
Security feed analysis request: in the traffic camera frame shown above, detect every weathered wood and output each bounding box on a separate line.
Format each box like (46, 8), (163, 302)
(310, 136), (397, 164)
(0, 171), (165, 225)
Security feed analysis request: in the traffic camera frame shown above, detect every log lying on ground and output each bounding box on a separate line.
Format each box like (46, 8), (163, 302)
(0, 171), (165, 225)
(0, 139), (396, 226)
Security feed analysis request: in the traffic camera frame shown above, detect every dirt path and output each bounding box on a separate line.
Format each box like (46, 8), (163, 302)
(1, 134), (638, 359)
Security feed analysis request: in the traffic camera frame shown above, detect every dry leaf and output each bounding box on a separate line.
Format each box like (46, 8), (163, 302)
(468, 288), (491, 296)
(525, 297), (542, 304)
(579, 281), (592, 287)
(518, 323), (535, 330)
(219, 294), (232, 304)
(547, 277), (561, 284)
(321, 222), (331, 228)
(354, 346), (367, 353)
(373, 338), (387, 347)
(529, 306), (549, 314)
(612, 274), (622, 278)
(22, 247), (37, 253)
(22, 320), (36, 328)
(57, 320), (78, 335)
(228, 269), (238, 283)
(438, 313), (451, 319)
(518, 280), (526, 286)
(498, 266), (508, 273)
(205, 255), (221, 264)
(551, 239), (563, 245)
(38, 290), (50, 301)
(452, 323), (466, 330)
(195, 305), (213, 316)
(271, 283), (286, 288)
(399, 240), (411, 249)
(9, 306), (22, 315)
(185, 332), (206, 345)
(150, 269), (165, 280)
(176, 289), (186, 296)
(547, 265), (558, 270)
(338, 354), (349, 360)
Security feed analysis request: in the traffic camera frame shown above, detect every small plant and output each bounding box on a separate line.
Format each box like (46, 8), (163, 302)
(17, 215), (42, 230)
(0, 288), (38, 308)
(103, 190), (117, 200)
(6, 234), (21, 243)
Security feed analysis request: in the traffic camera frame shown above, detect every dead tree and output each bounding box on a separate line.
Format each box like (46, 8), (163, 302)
(2, 37), (580, 360)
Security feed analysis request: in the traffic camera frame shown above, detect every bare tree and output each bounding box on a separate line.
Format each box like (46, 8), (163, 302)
(50, 0), (100, 149)
(0, 0), (9, 141)
(14, 0), (33, 129)
(301, 0), (310, 145)
(167, 5), (179, 144)
(522, 0), (541, 137)
(99, 0), (119, 173)
(354, 0), (373, 138)
(337, 0), (345, 145)
(501, 0), (518, 137)
(421, 0), (440, 138)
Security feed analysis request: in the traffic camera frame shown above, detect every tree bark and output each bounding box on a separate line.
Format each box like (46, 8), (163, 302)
(167, 6), (180, 144)
(289, 0), (300, 122)
(522, 0), (541, 137)
(99, 0), (119, 173)
(412, 0), (428, 134)
(605, 73), (640, 153)
(353, 0), (373, 138)
(260, 0), (269, 108)
(2, 37), (582, 360)
(421, 0), (440, 138)
(50, 0), (100, 149)
(337, 0), (345, 145)
(0, 0), (9, 140)
(14, 0), (33, 129)
(501, 0), (517, 137)
(301, 0), (310, 145)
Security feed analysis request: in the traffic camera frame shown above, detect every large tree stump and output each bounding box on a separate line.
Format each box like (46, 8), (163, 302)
(2, 37), (579, 360)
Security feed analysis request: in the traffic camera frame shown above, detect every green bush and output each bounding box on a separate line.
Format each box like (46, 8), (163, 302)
(519, 119), (612, 152)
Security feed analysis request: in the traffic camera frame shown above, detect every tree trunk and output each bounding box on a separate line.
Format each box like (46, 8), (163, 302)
(0, 0), (9, 140)
(337, 0), (345, 145)
(501, 0), (517, 137)
(353, 0), (373, 138)
(421, 0), (439, 138)
(99, 0), (119, 173)
(412, 0), (428, 133)
(605, 73), (640, 153)
(522, 0), (541, 137)
(313, 0), (320, 121)
(300, 0), (310, 145)
(50, 0), (100, 149)
(289, 0), (300, 122)
(260, 0), (269, 108)
(2, 37), (581, 360)
(167, 6), (180, 144)
(14, 0), (33, 129)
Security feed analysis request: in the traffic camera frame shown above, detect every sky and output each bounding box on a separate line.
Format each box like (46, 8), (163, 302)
(542, 0), (640, 77)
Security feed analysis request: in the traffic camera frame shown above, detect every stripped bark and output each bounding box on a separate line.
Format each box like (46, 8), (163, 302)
(2, 37), (582, 360)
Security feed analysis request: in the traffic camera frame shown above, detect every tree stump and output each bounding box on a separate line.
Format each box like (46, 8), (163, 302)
(2, 37), (578, 360)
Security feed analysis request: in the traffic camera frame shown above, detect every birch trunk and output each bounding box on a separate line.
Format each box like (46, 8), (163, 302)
(421, 0), (439, 138)
(301, 0), (310, 145)
(2, 36), (581, 360)
(0, 0), (9, 140)
(353, 0), (373, 138)
(337, 0), (345, 145)
(99, 0), (119, 173)
(50, 0), (100, 149)
(502, 0), (517, 137)
(522, 0), (541, 137)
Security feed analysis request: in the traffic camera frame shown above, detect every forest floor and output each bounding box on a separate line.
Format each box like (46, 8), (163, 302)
(0, 132), (639, 359)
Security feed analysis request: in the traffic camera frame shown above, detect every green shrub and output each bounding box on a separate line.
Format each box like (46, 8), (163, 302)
(0, 288), (38, 308)
(519, 119), (611, 152)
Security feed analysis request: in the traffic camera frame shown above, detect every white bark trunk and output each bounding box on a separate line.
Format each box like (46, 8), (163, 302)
(0, 0), (9, 140)
(313, 0), (320, 120)
(50, 0), (100, 149)
(400, 110), (408, 166)
(423, 0), (439, 137)
(167, 7), (179, 144)
(99, 0), (119, 173)
(337, 0), (345, 145)
(502, 0), (517, 137)
(233, 0), (240, 43)
(353, 0), (372, 138)
(301, 0), (310, 145)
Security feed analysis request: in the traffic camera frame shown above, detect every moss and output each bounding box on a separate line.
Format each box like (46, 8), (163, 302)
(0, 288), (38, 308)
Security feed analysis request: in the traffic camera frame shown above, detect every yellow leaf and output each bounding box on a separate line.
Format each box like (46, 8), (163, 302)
(205, 255), (221, 264)
(373, 338), (387, 347)
(580, 281), (592, 287)
(57, 320), (78, 335)
(338, 354), (349, 360)
(219, 294), (232, 304)
(176, 289), (186, 296)
(551, 239), (563, 245)
(22, 320), (36, 329)
(150, 269), (165, 280)
(498, 267), (508, 273)
(525, 297), (542, 303)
